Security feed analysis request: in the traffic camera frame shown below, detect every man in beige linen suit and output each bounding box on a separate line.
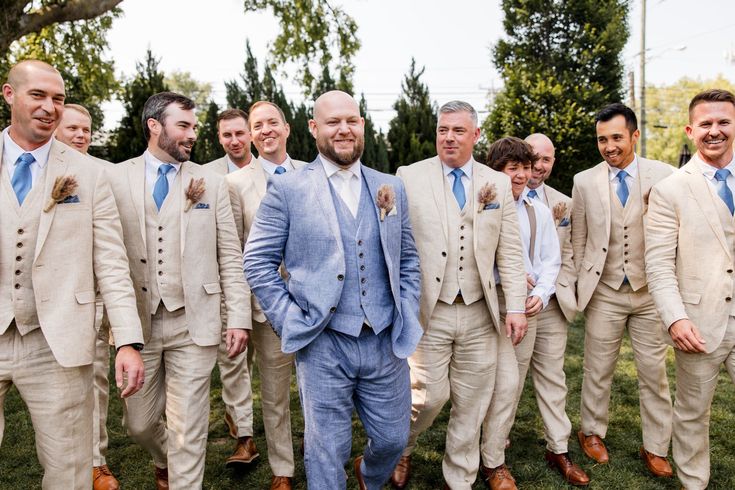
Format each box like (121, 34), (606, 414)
(0, 60), (144, 490)
(646, 89), (735, 489)
(391, 101), (527, 490)
(572, 103), (673, 477)
(204, 108), (258, 468)
(226, 100), (306, 490)
(108, 92), (250, 489)
(55, 103), (121, 490)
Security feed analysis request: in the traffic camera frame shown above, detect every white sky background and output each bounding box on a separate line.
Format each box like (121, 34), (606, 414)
(102, 0), (735, 131)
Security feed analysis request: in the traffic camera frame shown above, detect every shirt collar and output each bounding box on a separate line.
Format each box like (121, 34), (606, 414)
(3, 127), (52, 168)
(144, 150), (182, 175)
(225, 153), (252, 173)
(320, 154), (362, 180)
(441, 158), (473, 178)
(260, 155), (293, 175)
(696, 153), (735, 180)
(524, 184), (546, 201)
(608, 155), (638, 181)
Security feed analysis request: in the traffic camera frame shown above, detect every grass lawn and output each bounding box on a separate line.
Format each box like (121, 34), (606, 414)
(2, 317), (735, 489)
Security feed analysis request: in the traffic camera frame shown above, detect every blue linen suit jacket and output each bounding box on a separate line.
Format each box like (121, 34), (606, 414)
(243, 158), (422, 358)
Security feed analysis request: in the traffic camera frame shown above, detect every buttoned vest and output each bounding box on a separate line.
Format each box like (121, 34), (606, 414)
(0, 163), (47, 335)
(327, 175), (394, 337)
(705, 178), (735, 316)
(145, 176), (185, 313)
(438, 179), (484, 305)
(600, 178), (646, 291)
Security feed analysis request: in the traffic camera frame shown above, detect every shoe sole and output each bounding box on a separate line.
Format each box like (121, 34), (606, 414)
(225, 453), (260, 466)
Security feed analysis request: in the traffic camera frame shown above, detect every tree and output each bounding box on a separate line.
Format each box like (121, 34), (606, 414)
(191, 100), (223, 164)
(165, 71), (212, 115)
(108, 49), (168, 162)
(486, 0), (630, 194)
(359, 94), (389, 172)
(386, 59), (437, 173)
(243, 0), (360, 97)
(0, 0), (122, 54)
(225, 40), (262, 111)
(288, 102), (317, 162)
(645, 75), (735, 166)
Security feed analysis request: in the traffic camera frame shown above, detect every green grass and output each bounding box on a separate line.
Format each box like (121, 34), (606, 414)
(2, 318), (735, 489)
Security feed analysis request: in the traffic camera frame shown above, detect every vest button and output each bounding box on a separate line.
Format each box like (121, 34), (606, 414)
(158, 271), (163, 276)
(460, 225), (465, 230)
(459, 266), (464, 271)
(624, 260), (628, 264)
(158, 260), (163, 265)
(459, 256), (464, 261)
(17, 229), (23, 234)
(360, 265), (365, 271)
(460, 246), (464, 251)
(441, 251), (447, 257)
(14, 270), (20, 276)
(728, 269), (734, 273)
(158, 226), (163, 231)
(14, 284), (20, 289)
(158, 237), (163, 242)
(16, 243), (22, 248)
(624, 235), (628, 239)
(624, 226), (628, 230)
(727, 297), (733, 302)
(624, 251), (628, 256)
(358, 252), (364, 258)
(357, 240), (363, 246)
(142, 287), (148, 292)
(361, 278), (366, 284)
(362, 291), (367, 296)
(140, 259), (147, 264)
(460, 236), (465, 240)
(158, 249), (163, 254)
(337, 274), (344, 281)
(330, 306), (336, 312)
(15, 256), (21, 261)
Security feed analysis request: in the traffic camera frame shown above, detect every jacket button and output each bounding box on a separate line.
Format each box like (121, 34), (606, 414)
(435, 277), (441, 282)
(728, 269), (734, 273)
(329, 306), (336, 313)
(595, 271), (600, 276)
(142, 287), (148, 292)
(140, 258), (147, 264)
(602, 247), (607, 252)
(337, 274), (344, 281)
(727, 297), (732, 302)
(441, 251), (447, 257)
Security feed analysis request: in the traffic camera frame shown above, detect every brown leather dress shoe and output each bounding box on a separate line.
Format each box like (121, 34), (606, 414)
(545, 451), (590, 486)
(226, 436), (259, 466)
(270, 475), (293, 490)
(577, 430), (609, 463)
(354, 455), (367, 490)
(154, 466), (169, 490)
(640, 447), (673, 478)
(92, 465), (120, 490)
(480, 464), (517, 490)
(390, 455), (411, 488)
(224, 411), (238, 439)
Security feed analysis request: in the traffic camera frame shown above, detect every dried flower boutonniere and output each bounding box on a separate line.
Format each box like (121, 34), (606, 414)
(376, 184), (396, 221)
(477, 183), (499, 212)
(184, 177), (206, 212)
(553, 202), (570, 227)
(43, 175), (79, 212)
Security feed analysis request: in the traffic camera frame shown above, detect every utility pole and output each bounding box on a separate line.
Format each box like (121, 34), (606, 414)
(640, 0), (647, 157)
(628, 71), (636, 112)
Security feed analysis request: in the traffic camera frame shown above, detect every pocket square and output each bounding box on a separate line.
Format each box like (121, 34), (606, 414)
(387, 206), (398, 217)
(60, 195), (80, 204)
(194, 202), (210, 209)
(483, 202), (500, 210)
(558, 217), (570, 227)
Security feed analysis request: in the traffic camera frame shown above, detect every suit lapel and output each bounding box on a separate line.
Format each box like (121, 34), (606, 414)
(308, 158), (344, 255)
(638, 158), (655, 206)
(362, 165), (393, 271)
(472, 160), (482, 253)
(180, 161), (194, 255)
(35, 141), (68, 261)
(685, 160), (731, 259)
(252, 158), (267, 199)
(128, 156), (147, 250)
(594, 162), (612, 244)
(429, 157), (449, 244)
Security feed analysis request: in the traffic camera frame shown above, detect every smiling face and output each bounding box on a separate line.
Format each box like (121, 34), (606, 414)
(55, 108), (92, 154)
(686, 101), (735, 168)
(149, 103), (197, 163)
(310, 91), (364, 167)
(3, 62), (66, 150)
(596, 115), (639, 169)
(218, 116), (252, 166)
(436, 110), (481, 168)
(502, 160), (532, 200)
(526, 134), (555, 188)
(250, 103), (290, 164)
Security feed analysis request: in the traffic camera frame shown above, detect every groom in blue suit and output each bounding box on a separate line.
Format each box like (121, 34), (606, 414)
(244, 90), (422, 489)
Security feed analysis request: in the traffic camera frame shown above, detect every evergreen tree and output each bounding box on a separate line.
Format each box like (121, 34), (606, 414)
(486, 0), (630, 194)
(108, 49), (168, 162)
(192, 100), (223, 164)
(387, 59), (437, 173)
(225, 40), (262, 111)
(288, 103), (317, 162)
(360, 93), (389, 172)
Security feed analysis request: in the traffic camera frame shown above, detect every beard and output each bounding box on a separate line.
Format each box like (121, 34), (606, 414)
(158, 126), (193, 163)
(316, 133), (364, 167)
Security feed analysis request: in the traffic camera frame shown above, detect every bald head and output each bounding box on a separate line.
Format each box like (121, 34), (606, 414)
(309, 90), (364, 167)
(7, 60), (63, 90)
(525, 133), (556, 188)
(313, 90), (359, 120)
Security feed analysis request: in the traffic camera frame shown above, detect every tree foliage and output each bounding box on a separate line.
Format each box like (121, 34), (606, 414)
(360, 94), (389, 172)
(486, 0), (630, 194)
(165, 70), (212, 118)
(387, 59), (437, 173)
(242, 0), (360, 97)
(191, 100), (223, 164)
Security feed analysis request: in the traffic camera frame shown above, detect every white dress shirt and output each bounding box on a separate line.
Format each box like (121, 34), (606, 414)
(607, 155), (639, 200)
(524, 183), (548, 206)
(261, 155), (295, 176)
(3, 127), (52, 186)
(321, 154), (362, 215)
(441, 158), (472, 208)
(225, 154), (254, 173)
(696, 153), (735, 201)
(515, 196), (561, 307)
(144, 150), (182, 194)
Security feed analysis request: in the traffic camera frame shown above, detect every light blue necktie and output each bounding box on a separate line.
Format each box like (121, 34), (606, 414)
(153, 164), (175, 211)
(527, 189), (538, 199)
(450, 168), (466, 209)
(274, 166), (286, 175)
(715, 168), (735, 216)
(11, 153), (35, 205)
(616, 170), (629, 207)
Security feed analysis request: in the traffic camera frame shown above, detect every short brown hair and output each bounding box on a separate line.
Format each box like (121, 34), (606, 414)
(64, 103), (92, 122)
(217, 108), (248, 130)
(688, 89), (735, 121)
(248, 101), (287, 125)
(486, 136), (538, 172)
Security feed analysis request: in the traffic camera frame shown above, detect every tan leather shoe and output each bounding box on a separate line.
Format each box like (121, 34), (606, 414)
(224, 411), (238, 439)
(225, 436), (259, 466)
(640, 447), (673, 478)
(154, 466), (169, 490)
(577, 430), (609, 463)
(270, 475), (293, 490)
(390, 455), (411, 488)
(479, 464), (517, 490)
(354, 455), (367, 490)
(545, 451), (590, 486)
(92, 465), (120, 490)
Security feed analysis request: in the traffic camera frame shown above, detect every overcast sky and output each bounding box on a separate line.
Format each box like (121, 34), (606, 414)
(102, 0), (735, 130)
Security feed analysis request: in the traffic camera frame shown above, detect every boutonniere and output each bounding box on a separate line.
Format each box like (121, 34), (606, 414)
(477, 183), (499, 212)
(43, 175), (79, 212)
(553, 202), (570, 227)
(376, 184), (396, 221)
(184, 177), (206, 212)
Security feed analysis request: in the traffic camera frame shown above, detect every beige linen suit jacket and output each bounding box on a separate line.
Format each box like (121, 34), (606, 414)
(227, 156), (307, 323)
(397, 156), (527, 332)
(645, 157), (735, 353)
(204, 156), (245, 244)
(0, 139), (143, 367)
(572, 157), (674, 311)
(542, 185), (577, 321)
(107, 156), (250, 345)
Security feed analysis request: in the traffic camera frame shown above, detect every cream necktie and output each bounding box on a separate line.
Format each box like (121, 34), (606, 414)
(336, 170), (358, 218)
